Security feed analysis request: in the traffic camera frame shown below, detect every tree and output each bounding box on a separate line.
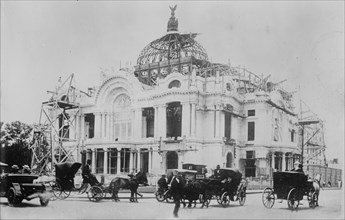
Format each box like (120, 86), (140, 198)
(0, 121), (33, 168)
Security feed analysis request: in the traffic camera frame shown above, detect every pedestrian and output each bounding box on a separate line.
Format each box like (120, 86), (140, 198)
(170, 174), (184, 218)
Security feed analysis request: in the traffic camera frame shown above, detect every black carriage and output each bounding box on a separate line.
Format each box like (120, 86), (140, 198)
(203, 168), (247, 208)
(0, 163), (50, 207)
(262, 171), (318, 209)
(51, 162), (104, 202)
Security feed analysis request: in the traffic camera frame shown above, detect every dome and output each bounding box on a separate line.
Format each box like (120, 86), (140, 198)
(136, 5), (209, 65)
(137, 32), (209, 65)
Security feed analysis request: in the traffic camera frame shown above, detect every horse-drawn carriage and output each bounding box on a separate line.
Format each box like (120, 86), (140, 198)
(51, 162), (105, 202)
(51, 162), (148, 202)
(203, 168), (247, 208)
(262, 171), (319, 209)
(156, 166), (247, 208)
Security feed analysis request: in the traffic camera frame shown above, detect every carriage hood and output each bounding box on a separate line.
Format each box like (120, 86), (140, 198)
(55, 162), (82, 179)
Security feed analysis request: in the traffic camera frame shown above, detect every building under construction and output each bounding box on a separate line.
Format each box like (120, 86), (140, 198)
(30, 5), (340, 184)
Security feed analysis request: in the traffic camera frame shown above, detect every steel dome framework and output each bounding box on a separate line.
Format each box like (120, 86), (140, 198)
(137, 33), (209, 65)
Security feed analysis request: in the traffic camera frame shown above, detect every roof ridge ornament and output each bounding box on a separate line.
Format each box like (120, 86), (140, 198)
(167, 5), (178, 32)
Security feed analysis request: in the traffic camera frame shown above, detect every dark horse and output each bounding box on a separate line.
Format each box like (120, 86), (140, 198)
(109, 171), (148, 202)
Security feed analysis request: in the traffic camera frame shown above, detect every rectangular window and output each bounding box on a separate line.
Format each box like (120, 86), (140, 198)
(290, 130), (295, 142)
(224, 112), (231, 140)
(248, 122), (255, 141)
(248, 110), (255, 117)
(96, 149), (104, 174)
(246, 151), (255, 159)
(245, 151), (256, 177)
(108, 149), (117, 174)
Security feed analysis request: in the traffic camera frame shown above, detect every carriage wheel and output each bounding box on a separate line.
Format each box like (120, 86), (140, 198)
(164, 190), (174, 203)
(155, 190), (165, 202)
(51, 181), (71, 200)
(238, 188), (246, 206)
(308, 192), (318, 208)
(87, 186), (103, 202)
(220, 192), (230, 208)
(287, 188), (300, 209)
(262, 187), (275, 209)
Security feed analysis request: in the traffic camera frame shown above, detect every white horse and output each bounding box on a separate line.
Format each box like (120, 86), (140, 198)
(312, 174), (321, 207)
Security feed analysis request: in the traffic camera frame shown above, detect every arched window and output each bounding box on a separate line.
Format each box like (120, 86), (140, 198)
(113, 94), (132, 140)
(168, 80), (181, 89)
(226, 152), (233, 168)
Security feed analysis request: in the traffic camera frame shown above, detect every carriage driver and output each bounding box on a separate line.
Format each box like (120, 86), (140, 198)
(290, 161), (304, 174)
(82, 159), (100, 186)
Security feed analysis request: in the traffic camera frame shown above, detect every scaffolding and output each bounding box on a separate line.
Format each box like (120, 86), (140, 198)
(298, 98), (327, 166)
(30, 74), (81, 175)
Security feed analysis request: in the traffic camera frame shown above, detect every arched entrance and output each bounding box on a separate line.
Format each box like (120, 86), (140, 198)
(166, 151), (178, 169)
(226, 152), (233, 168)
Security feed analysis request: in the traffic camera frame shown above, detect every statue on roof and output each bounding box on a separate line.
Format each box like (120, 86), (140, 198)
(167, 5), (178, 32)
(169, 5), (177, 16)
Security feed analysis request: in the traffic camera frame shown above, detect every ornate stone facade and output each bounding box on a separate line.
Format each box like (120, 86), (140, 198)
(60, 6), (301, 181)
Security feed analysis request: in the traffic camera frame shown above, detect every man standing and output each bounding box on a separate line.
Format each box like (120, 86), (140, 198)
(170, 174), (184, 218)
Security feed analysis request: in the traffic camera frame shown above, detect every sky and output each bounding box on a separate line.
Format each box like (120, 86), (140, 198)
(1, 1), (344, 162)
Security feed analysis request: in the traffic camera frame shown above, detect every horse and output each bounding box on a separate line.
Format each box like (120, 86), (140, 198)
(182, 179), (207, 208)
(109, 171), (148, 202)
(312, 174), (321, 207)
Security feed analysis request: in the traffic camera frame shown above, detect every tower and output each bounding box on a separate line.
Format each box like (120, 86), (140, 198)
(30, 74), (81, 175)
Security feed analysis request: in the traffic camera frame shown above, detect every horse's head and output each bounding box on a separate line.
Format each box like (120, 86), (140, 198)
(135, 171), (148, 186)
(314, 174), (321, 183)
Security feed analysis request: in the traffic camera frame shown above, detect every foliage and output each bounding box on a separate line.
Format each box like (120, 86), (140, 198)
(0, 121), (33, 167)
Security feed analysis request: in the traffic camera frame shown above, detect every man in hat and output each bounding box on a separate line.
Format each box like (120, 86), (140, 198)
(157, 174), (169, 193)
(82, 159), (100, 185)
(22, 165), (31, 174)
(10, 165), (19, 173)
(291, 161), (304, 173)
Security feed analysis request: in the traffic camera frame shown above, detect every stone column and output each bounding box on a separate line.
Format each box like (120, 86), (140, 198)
(154, 106), (159, 138)
(137, 148), (141, 172)
(272, 152), (275, 171)
(91, 149), (96, 173)
(116, 148), (121, 174)
(129, 150), (133, 173)
(106, 113), (111, 140)
(110, 113), (114, 141)
(215, 105), (220, 137)
(94, 113), (102, 139)
(101, 113), (106, 139)
(181, 102), (190, 137)
(191, 103), (196, 137)
(103, 148), (108, 174)
(148, 148), (152, 173)
(282, 153), (286, 171)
